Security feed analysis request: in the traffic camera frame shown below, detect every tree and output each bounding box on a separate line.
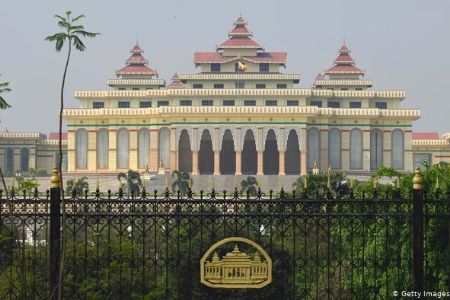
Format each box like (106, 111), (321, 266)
(45, 11), (99, 183)
(117, 170), (142, 195)
(0, 75), (11, 109)
(240, 176), (258, 195)
(171, 170), (191, 194)
(65, 177), (89, 197)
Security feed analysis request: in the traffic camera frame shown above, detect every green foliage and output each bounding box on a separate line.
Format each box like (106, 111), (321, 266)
(240, 176), (257, 195)
(0, 76), (11, 109)
(17, 178), (39, 193)
(171, 170), (191, 194)
(292, 171), (349, 198)
(117, 170), (142, 194)
(66, 177), (89, 196)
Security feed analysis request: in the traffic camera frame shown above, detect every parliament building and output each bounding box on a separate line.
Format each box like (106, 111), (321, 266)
(2, 16), (450, 176)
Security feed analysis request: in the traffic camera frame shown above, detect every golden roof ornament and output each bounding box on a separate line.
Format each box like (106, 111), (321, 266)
(50, 168), (60, 189)
(413, 167), (424, 190)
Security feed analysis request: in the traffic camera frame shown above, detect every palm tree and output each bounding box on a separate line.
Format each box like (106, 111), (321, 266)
(172, 170), (191, 194)
(117, 170), (142, 195)
(240, 176), (258, 195)
(45, 11), (99, 183)
(65, 177), (89, 196)
(0, 75), (11, 109)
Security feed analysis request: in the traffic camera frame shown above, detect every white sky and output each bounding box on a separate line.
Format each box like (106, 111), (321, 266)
(1, 0), (449, 135)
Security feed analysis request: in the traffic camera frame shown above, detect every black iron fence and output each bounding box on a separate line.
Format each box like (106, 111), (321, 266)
(0, 172), (449, 299)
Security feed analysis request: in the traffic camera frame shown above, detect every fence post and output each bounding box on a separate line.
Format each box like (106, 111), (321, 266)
(412, 167), (424, 291)
(49, 168), (61, 299)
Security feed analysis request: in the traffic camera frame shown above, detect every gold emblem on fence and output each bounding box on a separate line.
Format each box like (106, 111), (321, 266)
(200, 237), (272, 289)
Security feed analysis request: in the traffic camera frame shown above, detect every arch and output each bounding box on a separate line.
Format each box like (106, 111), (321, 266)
(263, 129), (279, 174)
(242, 129), (257, 175)
(241, 128), (258, 152)
(220, 129), (235, 174)
(307, 128), (320, 169)
(198, 127), (216, 151)
(350, 129), (363, 169)
(370, 129), (383, 170)
(328, 129), (341, 169)
(4, 148), (14, 173)
(392, 129), (404, 170)
(117, 128), (129, 169)
(97, 129), (109, 169)
(159, 128), (170, 169)
(285, 129), (300, 174)
(199, 129), (214, 174)
(138, 128), (150, 169)
(75, 128), (88, 169)
(285, 128), (301, 150)
(20, 148), (29, 172)
(178, 129), (192, 173)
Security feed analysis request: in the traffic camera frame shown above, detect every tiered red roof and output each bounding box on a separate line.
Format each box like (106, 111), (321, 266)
(167, 73), (185, 89)
(217, 16), (263, 49)
(412, 132), (440, 140)
(324, 43), (364, 76)
(194, 16), (286, 66)
(48, 132), (68, 140)
(117, 43), (157, 76)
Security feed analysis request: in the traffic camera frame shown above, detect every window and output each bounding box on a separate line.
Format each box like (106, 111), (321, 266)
(180, 100), (192, 106)
(356, 88), (363, 91)
(20, 148), (29, 172)
(93, 102), (104, 109)
(277, 84), (287, 89)
(375, 102), (387, 109)
(202, 100), (214, 106)
(118, 101), (130, 108)
(244, 100), (256, 106)
(223, 100), (235, 106)
(213, 83), (224, 89)
(265, 100), (277, 106)
(392, 130), (404, 170)
(328, 129), (341, 169)
(328, 101), (340, 108)
(259, 63), (269, 72)
(307, 128), (320, 169)
(140, 101), (152, 108)
(159, 128), (170, 168)
(138, 128), (150, 169)
(350, 101), (361, 108)
(4, 148), (14, 172)
(97, 129), (109, 169)
(235, 81), (245, 89)
(341, 88), (348, 91)
(256, 83), (266, 89)
(132, 87), (140, 90)
(193, 83), (203, 89)
(310, 100), (322, 107)
(370, 129), (383, 170)
(157, 100), (169, 107)
(413, 153), (431, 171)
(118, 87), (125, 90)
(75, 129), (88, 169)
(287, 100), (299, 106)
(350, 129), (363, 169)
(211, 63), (221, 72)
(117, 128), (129, 169)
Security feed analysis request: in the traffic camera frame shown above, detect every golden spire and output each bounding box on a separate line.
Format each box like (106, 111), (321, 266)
(50, 167), (60, 189)
(413, 167), (424, 190)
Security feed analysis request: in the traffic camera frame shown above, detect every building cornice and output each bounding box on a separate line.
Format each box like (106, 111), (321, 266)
(0, 132), (45, 139)
(314, 79), (374, 86)
(179, 73), (301, 81)
(107, 79), (166, 86)
(412, 140), (449, 147)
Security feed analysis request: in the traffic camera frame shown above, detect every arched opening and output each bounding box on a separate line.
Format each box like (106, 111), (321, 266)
(138, 128), (150, 169)
(159, 128), (170, 169)
(263, 129), (279, 175)
(242, 130), (257, 175)
(97, 129), (109, 169)
(307, 128), (320, 169)
(220, 129), (235, 175)
(350, 129), (363, 169)
(392, 129), (404, 170)
(178, 129), (192, 173)
(328, 129), (341, 169)
(370, 129), (383, 170)
(20, 148), (29, 172)
(4, 148), (14, 173)
(285, 130), (300, 174)
(199, 130), (214, 174)
(75, 128), (88, 169)
(117, 128), (129, 169)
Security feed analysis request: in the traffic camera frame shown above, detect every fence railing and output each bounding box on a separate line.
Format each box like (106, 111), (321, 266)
(0, 168), (449, 299)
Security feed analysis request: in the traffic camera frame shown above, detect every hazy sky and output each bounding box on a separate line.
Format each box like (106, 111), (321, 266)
(1, 0), (449, 135)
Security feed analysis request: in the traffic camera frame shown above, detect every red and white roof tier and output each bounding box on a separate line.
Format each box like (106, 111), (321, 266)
(116, 43), (157, 76)
(412, 132), (440, 140)
(167, 73), (185, 89)
(324, 43), (364, 76)
(218, 15), (262, 49)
